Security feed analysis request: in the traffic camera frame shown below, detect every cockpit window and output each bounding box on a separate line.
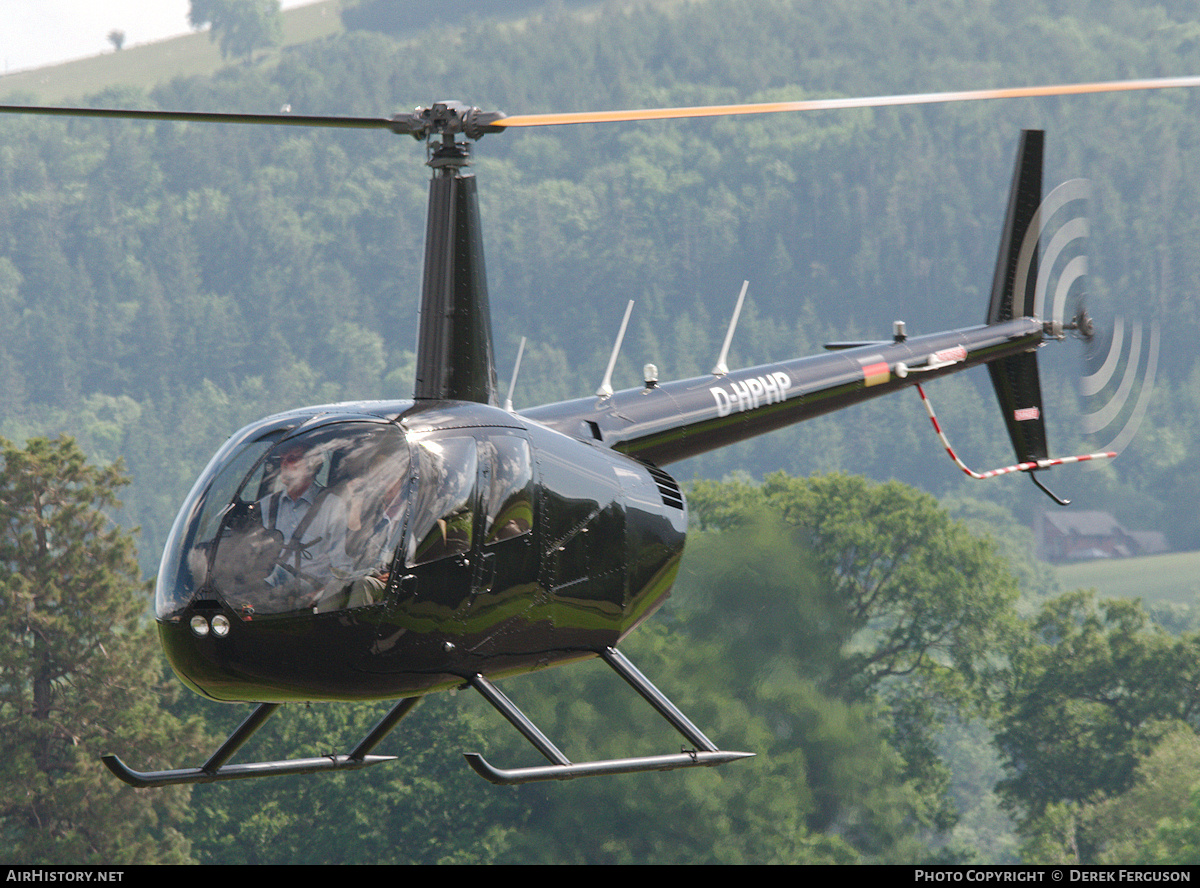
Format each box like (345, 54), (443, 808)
(192, 436), (280, 547)
(155, 421), (536, 622)
(163, 422), (412, 619)
(407, 436), (477, 566)
(483, 436), (533, 545)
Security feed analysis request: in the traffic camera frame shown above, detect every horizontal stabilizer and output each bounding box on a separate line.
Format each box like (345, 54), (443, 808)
(823, 340), (890, 351)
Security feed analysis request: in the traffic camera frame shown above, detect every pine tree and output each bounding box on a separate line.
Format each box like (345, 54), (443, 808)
(0, 436), (203, 863)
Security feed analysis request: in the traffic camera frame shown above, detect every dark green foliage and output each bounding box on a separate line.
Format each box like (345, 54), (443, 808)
(993, 591), (1200, 859)
(0, 437), (205, 863)
(1048, 726), (1200, 864)
(464, 606), (896, 863)
(340, 0), (585, 35)
(690, 472), (1021, 701)
(686, 472), (1024, 853)
(174, 695), (524, 864)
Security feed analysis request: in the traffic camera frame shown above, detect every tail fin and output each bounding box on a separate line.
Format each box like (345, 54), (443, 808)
(912, 130), (1114, 502)
(986, 130), (1051, 469)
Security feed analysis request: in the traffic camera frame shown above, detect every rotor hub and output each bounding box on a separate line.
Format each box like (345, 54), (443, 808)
(389, 101), (506, 141)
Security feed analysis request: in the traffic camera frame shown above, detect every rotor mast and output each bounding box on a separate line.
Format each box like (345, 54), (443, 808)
(405, 102), (505, 405)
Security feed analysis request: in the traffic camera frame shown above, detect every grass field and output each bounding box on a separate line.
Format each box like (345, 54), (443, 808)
(0, 2), (343, 103)
(1054, 549), (1200, 605)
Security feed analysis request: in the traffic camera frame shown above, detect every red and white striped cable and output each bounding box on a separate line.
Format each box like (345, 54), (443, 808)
(914, 384), (1116, 480)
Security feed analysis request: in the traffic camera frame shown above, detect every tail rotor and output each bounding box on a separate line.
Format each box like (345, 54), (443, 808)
(1029, 178), (1160, 458)
(1078, 313), (1160, 455)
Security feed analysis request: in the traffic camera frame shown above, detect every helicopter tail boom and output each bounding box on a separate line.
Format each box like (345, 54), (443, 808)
(524, 129), (1110, 502)
(522, 315), (1045, 466)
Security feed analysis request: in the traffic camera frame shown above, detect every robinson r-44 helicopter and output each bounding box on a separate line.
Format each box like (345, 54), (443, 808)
(3, 77), (1190, 787)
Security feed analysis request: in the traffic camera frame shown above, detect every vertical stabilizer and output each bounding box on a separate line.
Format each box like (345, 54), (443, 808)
(987, 130), (1043, 324)
(986, 130), (1049, 464)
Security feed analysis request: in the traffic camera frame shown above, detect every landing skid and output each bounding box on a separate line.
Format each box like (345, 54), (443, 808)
(103, 648), (751, 787)
(464, 647), (754, 785)
(103, 696), (421, 787)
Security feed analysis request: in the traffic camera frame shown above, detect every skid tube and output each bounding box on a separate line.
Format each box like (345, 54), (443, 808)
(103, 696), (422, 787)
(464, 646), (755, 785)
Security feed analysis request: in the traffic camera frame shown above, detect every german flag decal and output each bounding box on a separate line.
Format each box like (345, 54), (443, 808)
(859, 356), (890, 387)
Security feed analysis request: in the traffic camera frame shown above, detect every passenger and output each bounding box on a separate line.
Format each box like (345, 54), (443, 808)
(331, 441), (411, 610)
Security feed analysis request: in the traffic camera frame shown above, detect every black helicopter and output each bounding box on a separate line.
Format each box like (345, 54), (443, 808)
(1, 77), (1186, 788)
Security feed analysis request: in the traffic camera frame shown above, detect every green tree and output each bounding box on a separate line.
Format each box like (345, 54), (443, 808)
(687, 473), (1023, 846)
(1011, 727), (1200, 864)
(993, 591), (1200, 862)
(0, 437), (204, 863)
(689, 473), (1022, 702)
(1081, 725), (1200, 864)
(478, 619), (868, 864)
(188, 0), (283, 62)
(177, 694), (523, 864)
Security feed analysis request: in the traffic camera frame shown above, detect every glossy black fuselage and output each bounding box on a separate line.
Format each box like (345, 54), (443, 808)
(157, 400), (687, 702)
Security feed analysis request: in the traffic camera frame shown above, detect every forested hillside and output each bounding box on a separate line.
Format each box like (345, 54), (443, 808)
(3, 0), (1200, 562)
(5, 0), (1200, 864)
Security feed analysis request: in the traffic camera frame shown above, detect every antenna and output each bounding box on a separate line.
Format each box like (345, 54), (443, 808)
(504, 337), (527, 412)
(713, 281), (749, 376)
(597, 300), (635, 398)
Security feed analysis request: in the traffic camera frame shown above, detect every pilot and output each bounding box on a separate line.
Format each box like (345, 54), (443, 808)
(257, 441), (351, 611)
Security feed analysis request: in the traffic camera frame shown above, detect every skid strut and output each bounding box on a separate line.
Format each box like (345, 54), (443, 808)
(103, 697), (422, 787)
(463, 646), (754, 785)
(105, 650), (753, 787)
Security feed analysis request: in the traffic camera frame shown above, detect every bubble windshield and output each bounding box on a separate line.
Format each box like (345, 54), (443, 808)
(158, 422), (412, 619)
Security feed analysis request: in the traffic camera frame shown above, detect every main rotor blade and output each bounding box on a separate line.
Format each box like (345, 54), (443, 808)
(494, 75), (1200, 128)
(5, 74), (1198, 136)
(0, 104), (395, 131)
